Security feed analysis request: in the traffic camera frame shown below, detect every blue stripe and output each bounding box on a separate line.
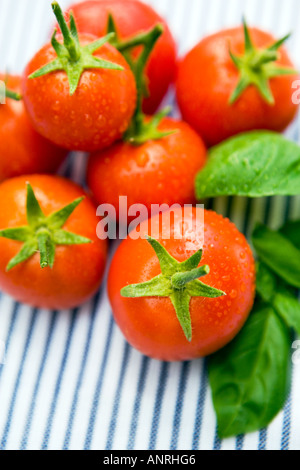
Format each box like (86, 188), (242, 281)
(236, 434), (244, 450)
(170, 361), (190, 450)
(41, 309), (78, 450)
(84, 315), (115, 450)
(20, 311), (58, 450)
(63, 293), (101, 450)
(213, 427), (222, 450)
(127, 356), (150, 450)
(258, 428), (267, 450)
(192, 360), (208, 450)
(148, 362), (169, 450)
(0, 308), (38, 450)
(105, 342), (131, 450)
(281, 393), (292, 451)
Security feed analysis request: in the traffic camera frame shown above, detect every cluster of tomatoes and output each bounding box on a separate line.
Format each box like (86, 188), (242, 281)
(0, 0), (298, 361)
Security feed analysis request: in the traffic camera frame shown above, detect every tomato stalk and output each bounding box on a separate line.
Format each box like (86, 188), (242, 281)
(0, 183), (91, 271)
(107, 16), (176, 145)
(229, 19), (298, 105)
(28, 1), (124, 95)
(121, 237), (225, 342)
(4, 88), (22, 101)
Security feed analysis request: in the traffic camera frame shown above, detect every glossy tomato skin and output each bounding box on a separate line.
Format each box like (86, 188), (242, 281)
(0, 75), (67, 183)
(176, 27), (299, 147)
(22, 34), (137, 152)
(0, 175), (108, 310)
(87, 118), (207, 222)
(60, 0), (177, 114)
(108, 207), (256, 361)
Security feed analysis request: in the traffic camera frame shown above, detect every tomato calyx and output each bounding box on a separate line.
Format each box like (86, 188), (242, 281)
(28, 2), (124, 96)
(0, 183), (91, 271)
(229, 19), (298, 105)
(121, 236), (225, 342)
(106, 16), (176, 145)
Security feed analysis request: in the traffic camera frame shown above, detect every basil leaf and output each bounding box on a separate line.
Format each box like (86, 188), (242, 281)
(195, 131), (300, 199)
(273, 287), (300, 336)
(208, 303), (291, 438)
(280, 220), (300, 250)
(256, 261), (277, 303)
(252, 223), (300, 288)
(256, 262), (300, 335)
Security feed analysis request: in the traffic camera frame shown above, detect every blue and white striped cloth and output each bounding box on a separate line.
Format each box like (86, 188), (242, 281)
(0, 0), (300, 451)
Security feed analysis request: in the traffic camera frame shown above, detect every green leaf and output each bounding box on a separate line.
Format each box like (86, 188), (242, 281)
(0, 227), (32, 242)
(252, 223), (300, 288)
(280, 220), (300, 250)
(26, 184), (45, 226)
(273, 287), (300, 336)
(53, 229), (91, 245)
(256, 262), (277, 303)
(170, 290), (192, 342)
(186, 280), (225, 298)
(83, 33), (116, 54)
(6, 240), (38, 271)
(179, 249), (202, 271)
(121, 275), (172, 298)
(256, 262), (300, 335)
(47, 197), (84, 230)
(146, 237), (178, 276)
(196, 131), (300, 199)
(29, 58), (63, 79)
(208, 303), (291, 438)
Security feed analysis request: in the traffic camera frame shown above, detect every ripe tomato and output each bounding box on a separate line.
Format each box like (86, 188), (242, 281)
(0, 175), (108, 310)
(108, 207), (256, 361)
(60, 0), (177, 114)
(22, 33), (136, 152)
(176, 25), (299, 147)
(0, 74), (66, 183)
(87, 118), (207, 222)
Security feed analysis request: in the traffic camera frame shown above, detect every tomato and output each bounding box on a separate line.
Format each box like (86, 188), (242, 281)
(0, 74), (67, 183)
(108, 207), (256, 361)
(87, 118), (207, 222)
(176, 24), (299, 147)
(0, 175), (108, 310)
(60, 0), (177, 114)
(22, 29), (136, 151)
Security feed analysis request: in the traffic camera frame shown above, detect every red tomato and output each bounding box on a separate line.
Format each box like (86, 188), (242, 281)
(60, 0), (177, 114)
(108, 207), (256, 361)
(87, 118), (207, 222)
(0, 74), (66, 182)
(0, 175), (108, 310)
(22, 34), (136, 152)
(176, 26), (299, 147)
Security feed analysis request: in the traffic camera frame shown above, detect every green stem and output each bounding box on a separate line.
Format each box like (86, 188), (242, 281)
(37, 229), (53, 269)
(172, 266), (210, 289)
(5, 88), (22, 101)
(52, 1), (80, 61)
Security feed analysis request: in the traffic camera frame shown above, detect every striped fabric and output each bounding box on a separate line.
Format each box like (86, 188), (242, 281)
(0, 0), (300, 451)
